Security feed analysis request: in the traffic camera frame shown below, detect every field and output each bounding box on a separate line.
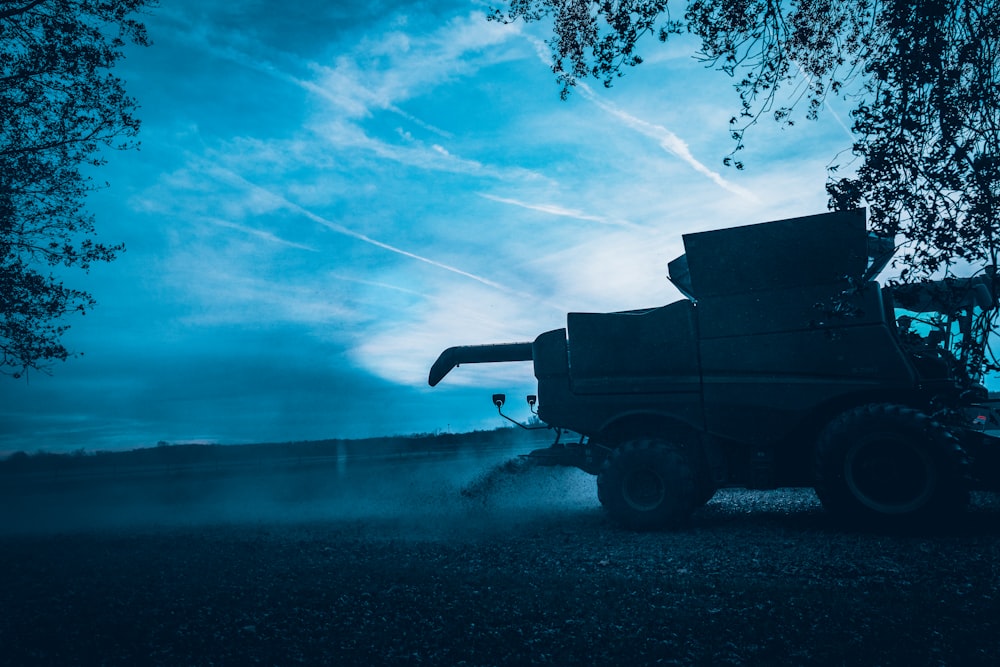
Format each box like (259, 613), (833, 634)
(1, 437), (999, 665)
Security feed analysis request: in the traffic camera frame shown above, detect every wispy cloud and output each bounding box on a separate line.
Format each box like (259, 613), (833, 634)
(164, 8), (537, 183)
(308, 118), (496, 179)
(342, 11), (523, 107)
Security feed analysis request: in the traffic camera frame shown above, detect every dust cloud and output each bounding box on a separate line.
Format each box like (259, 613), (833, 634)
(0, 443), (602, 538)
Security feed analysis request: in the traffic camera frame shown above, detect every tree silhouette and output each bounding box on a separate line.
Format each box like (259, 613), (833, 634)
(1, 0), (153, 377)
(491, 0), (1000, 377)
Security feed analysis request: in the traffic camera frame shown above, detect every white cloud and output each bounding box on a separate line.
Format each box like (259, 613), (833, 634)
(307, 12), (521, 117)
(352, 279), (561, 388)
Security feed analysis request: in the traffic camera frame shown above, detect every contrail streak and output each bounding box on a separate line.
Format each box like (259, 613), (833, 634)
(576, 84), (758, 201)
(791, 61), (855, 142)
(289, 203), (514, 293)
(204, 163), (544, 302)
(525, 35), (755, 200)
(480, 193), (640, 228)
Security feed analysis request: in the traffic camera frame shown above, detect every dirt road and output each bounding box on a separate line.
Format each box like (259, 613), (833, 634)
(2, 452), (999, 665)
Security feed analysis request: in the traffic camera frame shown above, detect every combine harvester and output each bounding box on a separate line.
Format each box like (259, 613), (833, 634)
(430, 210), (1000, 529)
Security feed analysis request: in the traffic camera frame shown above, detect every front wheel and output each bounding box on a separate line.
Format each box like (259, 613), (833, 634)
(814, 404), (968, 526)
(597, 439), (702, 530)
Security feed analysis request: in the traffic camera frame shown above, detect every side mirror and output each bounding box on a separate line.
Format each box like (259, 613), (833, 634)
(526, 395), (537, 407)
(492, 393), (506, 408)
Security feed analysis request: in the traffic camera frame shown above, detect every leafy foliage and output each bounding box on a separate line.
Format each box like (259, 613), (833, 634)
(491, 0), (1000, 379)
(0, 0), (153, 377)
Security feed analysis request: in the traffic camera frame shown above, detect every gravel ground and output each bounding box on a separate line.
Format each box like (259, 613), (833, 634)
(2, 455), (1000, 666)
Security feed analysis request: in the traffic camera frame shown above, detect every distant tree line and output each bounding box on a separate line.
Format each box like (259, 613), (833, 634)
(0, 426), (551, 473)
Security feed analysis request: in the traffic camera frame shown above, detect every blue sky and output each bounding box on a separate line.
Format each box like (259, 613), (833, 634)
(2, 0), (862, 454)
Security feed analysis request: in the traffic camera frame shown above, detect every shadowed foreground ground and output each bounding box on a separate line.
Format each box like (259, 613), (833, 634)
(1, 449), (999, 665)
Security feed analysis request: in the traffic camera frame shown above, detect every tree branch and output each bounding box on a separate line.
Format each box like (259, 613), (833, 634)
(0, 0), (50, 22)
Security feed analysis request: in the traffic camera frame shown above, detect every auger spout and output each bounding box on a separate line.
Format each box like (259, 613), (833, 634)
(428, 342), (533, 386)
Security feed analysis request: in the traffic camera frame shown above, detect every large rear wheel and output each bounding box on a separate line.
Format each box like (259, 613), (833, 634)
(814, 404), (968, 526)
(597, 439), (702, 530)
